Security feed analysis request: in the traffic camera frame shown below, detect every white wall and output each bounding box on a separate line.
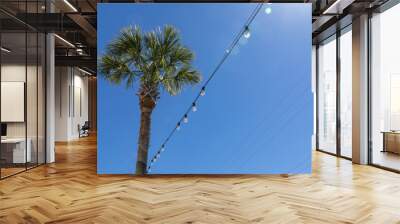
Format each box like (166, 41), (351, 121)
(55, 67), (89, 141)
(1, 63), (46, 164)
(72, 73), (89, 138)
(55, 66), (70, 141)
(1, 65), (25, 129)
(1, 64), (25, 81)
(1, 64), (39, 138)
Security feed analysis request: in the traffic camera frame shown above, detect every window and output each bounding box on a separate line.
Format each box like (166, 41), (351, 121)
(0, 1), (46, 179)
(317, 35), (337, 154)
(339, 27), (352, 158)
(370, 3), (400, 171)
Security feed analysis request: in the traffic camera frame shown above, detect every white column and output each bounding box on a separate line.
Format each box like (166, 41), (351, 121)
(352, 14), (369, 164)
(46, 32), (55, 163)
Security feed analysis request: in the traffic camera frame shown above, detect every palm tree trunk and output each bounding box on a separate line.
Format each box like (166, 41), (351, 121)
(136, 96), (155, 175)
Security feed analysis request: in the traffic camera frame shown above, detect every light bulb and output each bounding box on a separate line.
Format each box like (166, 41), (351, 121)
(156, 153), (160, 159)
(200, 87), (206, 96)
(148, 168), (151, 172)
(183, 115), (189, 123)
(243, 27), (251, 39)
(161, 145), (165, 152)
(176, 123), (181, 131)
(265, 7), (272, 14)
(192, 103), (197, 112)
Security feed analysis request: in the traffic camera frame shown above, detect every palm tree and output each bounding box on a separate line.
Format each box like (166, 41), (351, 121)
(99, 25), (202, 175)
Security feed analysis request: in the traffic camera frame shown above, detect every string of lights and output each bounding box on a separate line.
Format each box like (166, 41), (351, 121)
(147, 3), (269, 173)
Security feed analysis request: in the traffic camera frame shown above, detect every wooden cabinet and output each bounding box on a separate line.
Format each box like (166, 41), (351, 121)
(382, 132), (400, 154)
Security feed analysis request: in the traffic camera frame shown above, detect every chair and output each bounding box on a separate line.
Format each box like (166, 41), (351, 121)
(78, 121), (90, 138)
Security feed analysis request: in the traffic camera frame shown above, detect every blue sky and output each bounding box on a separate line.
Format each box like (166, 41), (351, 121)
(98, 3), (312, 174)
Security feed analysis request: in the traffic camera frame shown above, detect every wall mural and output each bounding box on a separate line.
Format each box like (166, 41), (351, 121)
(97, 3), (312, 175)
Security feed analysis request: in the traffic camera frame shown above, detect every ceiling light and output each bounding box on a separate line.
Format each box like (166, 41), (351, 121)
(63, 0), (78, 12)
(322, 0), (352, 15)
(1, 47), (11, 53)
(54, 34), (75, 48)
(78, 67), (93, 76)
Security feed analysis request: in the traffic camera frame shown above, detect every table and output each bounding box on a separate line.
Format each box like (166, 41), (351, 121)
(381, 131), (400, 154)
(1, 138), (31, 164)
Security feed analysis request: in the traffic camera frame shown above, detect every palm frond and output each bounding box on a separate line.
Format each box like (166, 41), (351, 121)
(162, 25), (180, 56)
(99, 24), (201, 96)
(108, 26), (144, 67)
(162, 65), (202, 95)
(98, 54), (141, 88)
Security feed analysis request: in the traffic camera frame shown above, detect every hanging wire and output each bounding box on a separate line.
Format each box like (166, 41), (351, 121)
(223, 74), (312, 169)
(147, 3), (266, 173)
(237, 89), (312, 170)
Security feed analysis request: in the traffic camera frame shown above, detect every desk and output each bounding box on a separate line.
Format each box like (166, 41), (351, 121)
(1, 138), (31, 163)
(382, 131), (400, 154)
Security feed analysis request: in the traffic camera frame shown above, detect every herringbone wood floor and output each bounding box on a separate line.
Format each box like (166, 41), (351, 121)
(1, 135), (400, 224)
